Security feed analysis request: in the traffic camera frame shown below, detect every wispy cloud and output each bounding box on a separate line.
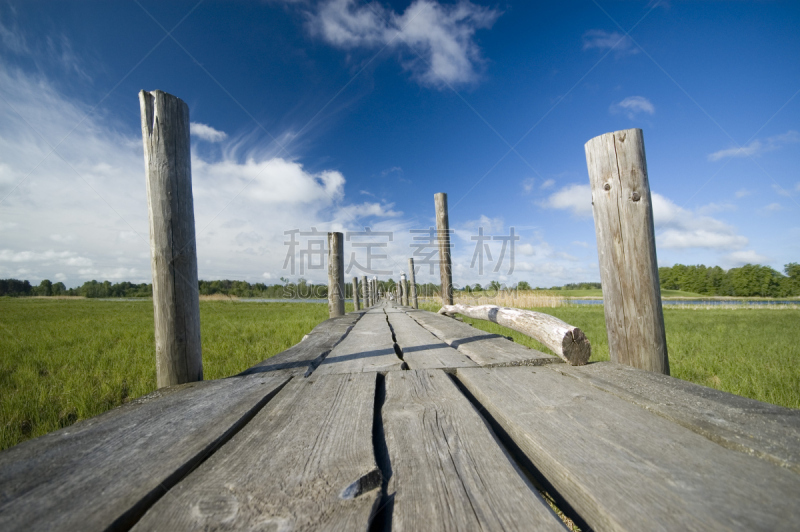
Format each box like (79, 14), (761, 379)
(190, 122), (227, 143)
(724, 250), (769, 266)
(521, 178), (535, 193)
(539, 184), (592, 217)
(540, 179), (555, 190)
(308, 0), (501, 87)
(610, 96), (654, 119)
(651, 193), (747, 250)
(735, 188), (751, 198)
(708, 130), (800, 161)
(582, 29), (639, 57)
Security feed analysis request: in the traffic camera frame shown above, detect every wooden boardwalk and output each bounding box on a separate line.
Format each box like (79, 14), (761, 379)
(1, 302), (799, 531)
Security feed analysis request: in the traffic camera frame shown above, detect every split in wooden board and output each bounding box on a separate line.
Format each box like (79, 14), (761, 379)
(385, 309), (477, 370)
(133, 372), (381, 531)
(382, 369), (566, 531)
(456, 366), (800, 531)
(0, 372), (290, 531)
(313, 310), (404, 375)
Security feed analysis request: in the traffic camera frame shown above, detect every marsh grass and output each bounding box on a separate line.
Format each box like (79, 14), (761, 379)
(420, 302), (800, 409)
(0, 298), (352, 450)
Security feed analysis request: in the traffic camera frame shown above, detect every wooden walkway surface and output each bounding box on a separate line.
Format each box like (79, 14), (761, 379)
(1, 302), (799, 531)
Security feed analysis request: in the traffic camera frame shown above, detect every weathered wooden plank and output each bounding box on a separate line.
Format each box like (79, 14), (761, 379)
(457, 367), (800, 531)
(407, 258), (418, 308)
(440, 304), (590, 365)
(240, 311), (365, 377)
(408, 310), (560, 367)
(133, 372), (381, 531)
(585, 129), (669, 374)
(383, 370), (565, 531)
(0, 373), (290, 531)
(139, 89), (203, 387)
(386, 310), (477, 370)
(313, 310), (404, 375)
(550, 361), (800, 474)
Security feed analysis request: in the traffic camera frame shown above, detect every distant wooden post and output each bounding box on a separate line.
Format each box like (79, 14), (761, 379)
(435, 193), (453, 306)
(361, 275), (368, 308)
(352, 277), (360, 311)
(585, 128), (669, 375)
(400, 273), (409, 306)
(139, 90), (202, 388)
(408, 258), (418, 309)
(328, 232), (345, 318)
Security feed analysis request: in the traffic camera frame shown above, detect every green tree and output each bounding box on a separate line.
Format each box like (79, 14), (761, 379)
(517, 281), (532, 290)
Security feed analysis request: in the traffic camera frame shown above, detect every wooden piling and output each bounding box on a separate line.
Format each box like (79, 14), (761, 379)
(328, 232), (345, 318)
(408, 258), (418, 309)
(361, 275), (368, 308)
(435, 193), (454, 306)
(400, 273), (409, 306)
(585, 128), (669, 374)
(352, 277), (360, 311)
(139, 90), (203, 388)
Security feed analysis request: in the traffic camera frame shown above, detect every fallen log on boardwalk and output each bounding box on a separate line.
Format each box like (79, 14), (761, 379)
(439, 304), (591, 366)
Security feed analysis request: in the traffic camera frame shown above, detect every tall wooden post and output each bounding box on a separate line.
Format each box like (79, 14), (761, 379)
(352, 277), (360, 311)
(408, 258), (418, 309)
(328, 232), (345, 318)
(585, 128), (669, 375)
(435, 193), (453, 305)
(400, 273), (409, 306)
(139, 90), (203, 388)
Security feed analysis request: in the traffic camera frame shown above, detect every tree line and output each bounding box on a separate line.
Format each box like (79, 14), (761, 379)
(2, 263), (798, 298)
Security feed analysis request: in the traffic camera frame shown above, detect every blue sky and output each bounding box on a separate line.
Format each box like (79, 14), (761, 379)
(1, 0), (798, 289)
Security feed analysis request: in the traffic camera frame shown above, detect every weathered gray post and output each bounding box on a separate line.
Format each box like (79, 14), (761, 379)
(408, 258), (418, 309)
(139, 90), (202, 388)
(352, 277), (360, 311)
(327, 232), (345, 318)
(435, 193), (453, 306)
(361, 275), (368, 308)
(585, 128), (669, 375)
(400, 273), (409, 306)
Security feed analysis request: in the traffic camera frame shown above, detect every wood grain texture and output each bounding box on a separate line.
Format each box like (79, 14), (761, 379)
(133, 373), (381, 531)
(440, 304), (590, 365)
(139, 89), (203, 387)
(240, 312), (364, 377)
(457, 367), (800, 531)
(328, 232), (345, 318)
(0, 373), (290, 531)
(383, 370), (565, 532)
(400, 273), (409, 306)
(313, 310), (404, 375)
(549, 361), (800, 474)
(386, 308), (477, 370)
(409, 309), (560, 367)
(408, 258), (418, 309)
(585, 129), (669, 374)
(353, 277), (361, 311)
(362, 275), (368, 308)
(434, 193), (453, 306)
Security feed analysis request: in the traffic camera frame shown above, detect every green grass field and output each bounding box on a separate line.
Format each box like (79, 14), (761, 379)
(0, 298), (353, 451)
(1, 298), (798, 451)
(419, 302), (800, 410)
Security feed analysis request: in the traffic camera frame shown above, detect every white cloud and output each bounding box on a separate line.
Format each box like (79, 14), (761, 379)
(735, 188), (751, 198)
(521, 178), (535, 193)
(582, 29), (638, 56)
(540, 179), (555, 190)
(651, 193), (747, 250)
(308, 0), (500, 87)
(772, 184), (792, 198)
(540, 184), (592, 218)
(725, 250), (770, 266)
(708, 130), (800, 161)
(610, 96), (654, 119)
(190, 122), (227, 143)
(697, 202), (736, 215)
(763, 202), (782, 212)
